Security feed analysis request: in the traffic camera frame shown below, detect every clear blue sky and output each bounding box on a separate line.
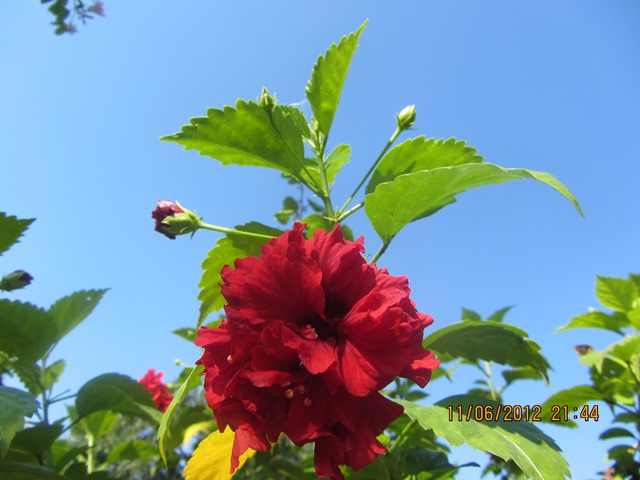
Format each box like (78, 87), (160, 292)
(1, 1), (639, 478)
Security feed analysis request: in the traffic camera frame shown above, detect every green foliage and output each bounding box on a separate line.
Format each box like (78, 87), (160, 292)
(546, 273), (640, 476)
(47, 290), (109, 346)
(306, 21), (367, 138)
(162, 102), (318, 192)
(158, 365), (205, 466)
(75, 374), (158, 423)
(106, 440), (158, 463)
(365, 163), (583, 243)
(0, 386), (38, 457)
(0, 213), (34, 256)
(398, 397), (570, 480)
(424, 320), (549, 381)
(0, 300), (57, 364)
(365, 137), (483, 195)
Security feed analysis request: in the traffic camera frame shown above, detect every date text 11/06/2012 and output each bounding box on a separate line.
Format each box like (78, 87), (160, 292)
(447, 404), (599, 423)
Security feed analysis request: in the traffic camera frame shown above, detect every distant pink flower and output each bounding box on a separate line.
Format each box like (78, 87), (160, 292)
(87, 1), (105, 16)
(139, 369), (173, 412)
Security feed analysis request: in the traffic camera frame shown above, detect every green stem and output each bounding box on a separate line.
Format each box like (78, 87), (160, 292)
(335, 202), (364, 223)
(315, 139), (336, 222)
(87, 433), (95, 473)
(338, 125), (403, 217)
(198, 222), (276, 240)
(370, 241), (391, 265)
(388, 418), (416, 455)
(484, 361), (498, 402)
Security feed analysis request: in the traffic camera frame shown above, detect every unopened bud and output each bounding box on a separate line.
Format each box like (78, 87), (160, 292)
(0, 270), (33, 291)
(259, 87), (276, 111)
(151, 200), (201, 239)
(396, 105), (416, 130)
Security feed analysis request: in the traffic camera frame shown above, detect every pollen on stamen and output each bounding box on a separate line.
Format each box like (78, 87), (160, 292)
(296, 385), (306, 394)
(285, 389), (295, 399)
(302, 324), (318, 340)
(226, 355), (233, 364)
(303, 398), (312, 407)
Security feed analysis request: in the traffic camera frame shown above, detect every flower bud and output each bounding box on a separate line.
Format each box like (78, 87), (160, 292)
(0, 270), (33, 291)
(396, 105), (416, 130)
(259, 87), (276, 111)
(151, 200), (201, 239)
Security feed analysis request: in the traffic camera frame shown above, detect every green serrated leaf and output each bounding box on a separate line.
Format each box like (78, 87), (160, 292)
(306, 20), (367, 137)
(0, 300), (57, 363)
(106, 440), (158, 463)
(172, 327), (198, 343)
(606, 336), (640, 362)
(47, 289), (108, 345)
(275, 196), (299, 225)
(365, 163), (583, 243)
(596, 275), (638, 313)
(556, 310), (630, 334)
(540, 386), (604, 426)
(0, 386), (39, 457)
(424, 321), (549, 381)
(398, 397), (570, 480)
(162, 102), (316, 190)
(197, 223), (282, 327)
(158, 364), (205, 466)
(75, 374), (157, 423)
(0, 213), (35, 256)
(366, 137), (484, 195)
(324, 144), (350, 186)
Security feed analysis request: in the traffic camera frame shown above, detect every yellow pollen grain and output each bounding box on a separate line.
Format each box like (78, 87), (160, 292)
(303, 398), (312, 407)
(285, 389), (295, 399)
(226, 355), (233, 364)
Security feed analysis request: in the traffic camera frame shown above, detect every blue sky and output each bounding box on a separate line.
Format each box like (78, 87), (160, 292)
(1, 1), (639, 478)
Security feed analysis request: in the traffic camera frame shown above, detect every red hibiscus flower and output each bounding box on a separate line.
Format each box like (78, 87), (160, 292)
(139, 368), (173, 412)
(151, 200), (185, 239)
(196, 223), (439, 479)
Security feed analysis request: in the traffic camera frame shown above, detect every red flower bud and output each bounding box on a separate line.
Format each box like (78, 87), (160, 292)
(151, 200), (201, 239)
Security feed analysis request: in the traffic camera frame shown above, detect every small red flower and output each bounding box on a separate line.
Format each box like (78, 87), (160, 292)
(138, 369), (173, 412)
(196, 223), (439, 479)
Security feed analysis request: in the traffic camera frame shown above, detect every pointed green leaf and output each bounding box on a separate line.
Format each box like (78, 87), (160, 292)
(324, 144), (350, 185)
(424, 321), (549, 381)
(365, 163), (583, 243)
(106, 440), (158, 463)
(75, 374), (157, 423)
(306, 21), (367, 136)
(595, 275), (638, 313)
(0, 300), (57, 363)
(172, 327), (198, 343)
(43, 359), (65, 391)
(79, 410), (119, 439)
(197, 223), (282, 326)
(540, 386), (604, 426)
(162, 102), (315, 189)
(556, 310), (630, 334)
(48, 289), (108, 344)
(628, 307), (640, 329)
(0, 386), (39, 457)
(487, 306), (513, 323)
(0, 213), (35, 256)
(158, 364), (205, 466)
(606, 336), (640, 363)
(461, 308), (482, 322)
(366, 137), (483, 194)
(397, 397), (569, 480)
(599, 428), (635, 440)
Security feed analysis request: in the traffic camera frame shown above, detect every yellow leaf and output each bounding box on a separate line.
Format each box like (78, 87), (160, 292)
(182, 421), (216, 448)
(183, 429), (255, 479)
